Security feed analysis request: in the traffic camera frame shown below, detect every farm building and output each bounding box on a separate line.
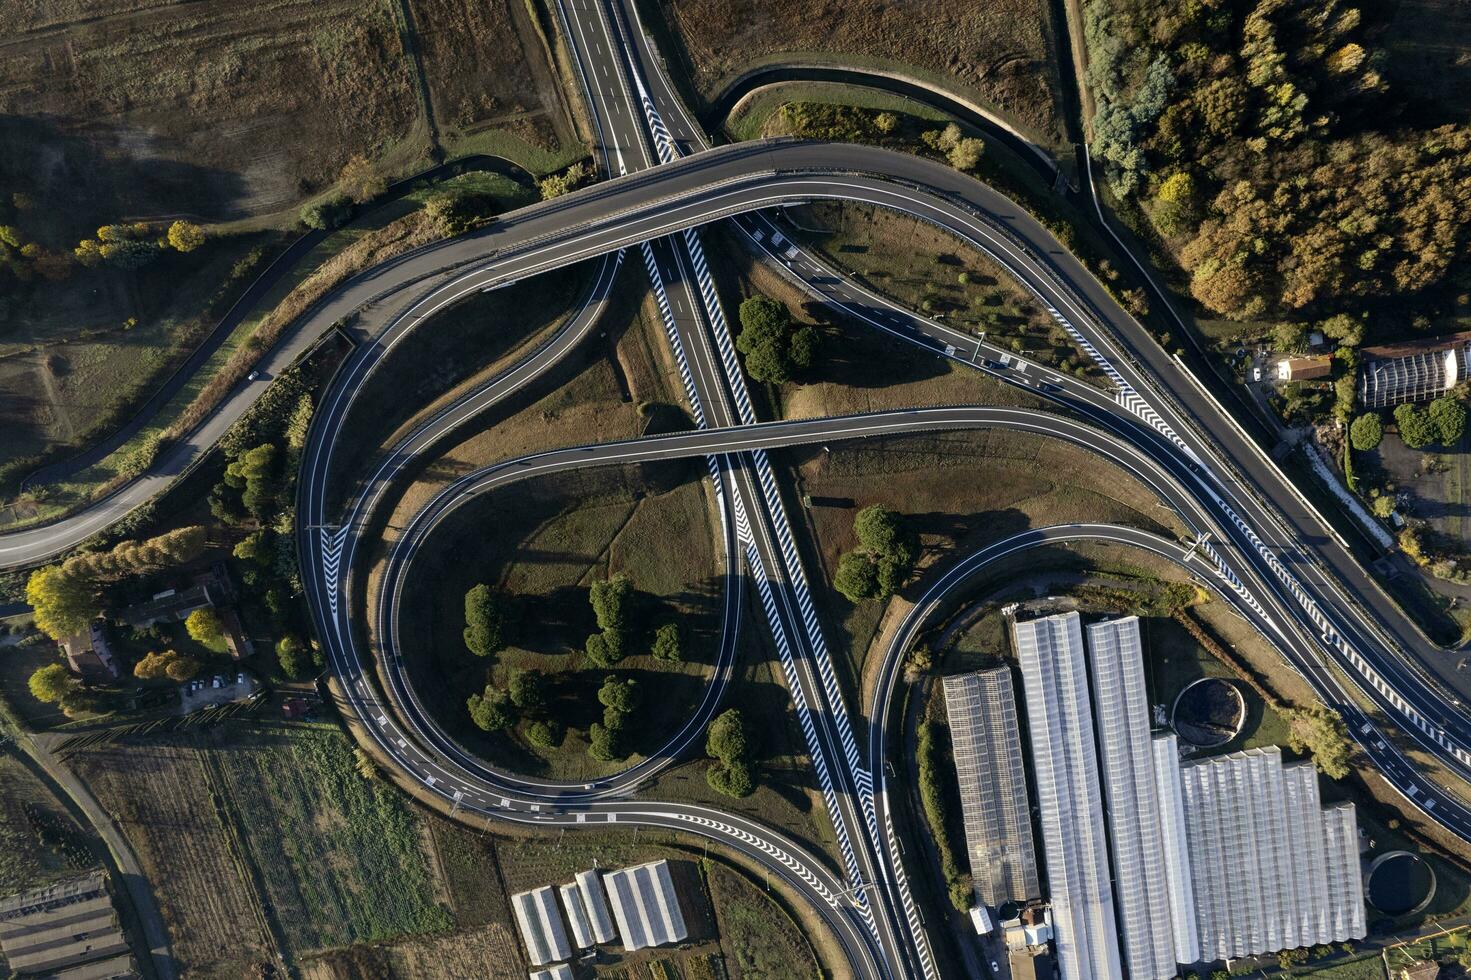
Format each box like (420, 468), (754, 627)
(575, 869), (617, 943)
(603, 859), (687, 952)
(1276, 356), (1333, 382)
(511, 886), (571, 966)
(61, 621), (122, 682)
(941, 667), (1040, 908)
(0, 871), (134, 979)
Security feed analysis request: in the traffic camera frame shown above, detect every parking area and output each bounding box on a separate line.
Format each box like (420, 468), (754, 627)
(179, 671), (258, 713)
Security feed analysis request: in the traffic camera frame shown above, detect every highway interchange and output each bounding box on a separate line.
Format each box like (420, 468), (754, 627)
(5, 1), (1471, 976)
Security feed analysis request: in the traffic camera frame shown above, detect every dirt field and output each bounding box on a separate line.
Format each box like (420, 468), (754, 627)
(651, 0), (1065, 143)
(781, 429), (1186, 675)
(0, 751), (100, 896)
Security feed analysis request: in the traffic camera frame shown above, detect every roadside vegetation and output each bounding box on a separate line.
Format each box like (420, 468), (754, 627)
(650, 0), (1066, 144)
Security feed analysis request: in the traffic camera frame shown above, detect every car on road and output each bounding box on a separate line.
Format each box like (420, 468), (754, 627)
(247, 369), (260, 381)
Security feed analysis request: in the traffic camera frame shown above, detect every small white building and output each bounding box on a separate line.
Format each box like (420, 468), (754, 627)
(970, 905), (995, 935)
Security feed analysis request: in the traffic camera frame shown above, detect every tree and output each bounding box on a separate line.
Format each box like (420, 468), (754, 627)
(337, 153), (386, 203)
(1284, 704), (1353, 779)
(833, 550), (879, 602)
(185, 608), (223, 645)
(1428, 396), (1467, 445)
(741, 338), (791, 384)
(299, 195), (352, 231)
(589, 575), (633, 635)
(166, 220), (205, 253)
(706, 709), (748, 763)
(135, 650), (200, 682)
(28, 664), (77, 704)
(463, 584), (505, 657)
(25, 566), (98, 641)
(736, 295), (815, 383)
(233, 530), (270, 563)
(874, 111), (899, 134)
(789, 325), (819, 371)
(99, 239), (158, 270)
(587, 721), (622, 761)
(1371, 494), (1395, 519)
(225, 443), (278, 518)
(1394, 403), (1436, 449)
(526, 719), (563, 748)
(276, 635), (310, 678)
(584, 630), (622, 667)
(705, 708), (755, 797)
(706, 760), (755, 797)
(1349, 413), (1382, 451)
(597, 675), (640, 714)
(508, 668), (545, 710)
(1318, 313), (1364, 348)
(650, 622), (682, 662)
(467, 686), (515, 732)
(854, 505), (908, 559)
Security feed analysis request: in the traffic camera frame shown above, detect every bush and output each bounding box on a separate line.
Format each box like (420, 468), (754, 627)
(1349, 413), (1382, 451)
(275, 635), (310, 678)
(587, 721), (623, 761)
(833, 550), (879, 602)
(1284, 704), (1353, 779)
(299, 195), (353, 231)
(917, 717), (971, 911)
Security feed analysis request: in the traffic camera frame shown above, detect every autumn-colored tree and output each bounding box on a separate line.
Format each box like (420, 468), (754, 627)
(166, 220), (206, 253)
(29, 664), (78, 704)
(337, 154), (386, 204)
(25, 566), (99, 641)
(185, 608), (223, 645)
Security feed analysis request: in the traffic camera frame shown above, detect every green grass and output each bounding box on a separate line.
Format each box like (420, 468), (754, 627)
(440, 127), (587, 176)
(705, 861), (819, 978)
(1295, 957), (1387, 979)
(215, 722), (452, 947)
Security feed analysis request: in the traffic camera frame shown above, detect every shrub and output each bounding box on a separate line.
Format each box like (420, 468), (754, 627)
(299, 195), (353, 231)
(706, 760), (754, 797)
(1284, 704), (1353, 779)
(508, 668), (545, 710)
(525, 719), (563, 748)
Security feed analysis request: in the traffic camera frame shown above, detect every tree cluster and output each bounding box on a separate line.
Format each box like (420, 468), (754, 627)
(588, 675), (640, 761)
(74, 220), (206, 271)
(1394, 396), (1467, 450)
(920, 123), (986, 172)
(538, 162), (592, 201)
(584, 574), (634, 666)
(25, 526), (209, 640)
(833, 505), (917, 603)
(133, 649), (202, 683)
(735, 296), (819, 385)
(1086, 0), (1471, 332)
(704, 708), (756, 797)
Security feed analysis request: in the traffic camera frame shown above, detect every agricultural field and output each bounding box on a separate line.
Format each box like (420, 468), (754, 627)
(649, 0), (1066, 144)
(395, 463), (721, 780)
(778, 430), (1187, 674)
(0, 0), (578, 513)
(69, 722), (451, 978)
(0, 751), (100, 896)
